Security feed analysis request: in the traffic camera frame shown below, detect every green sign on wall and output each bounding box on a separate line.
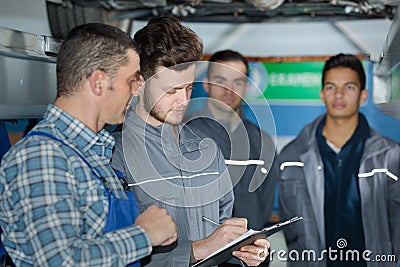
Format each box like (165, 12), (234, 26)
(246, 61), (324, 101)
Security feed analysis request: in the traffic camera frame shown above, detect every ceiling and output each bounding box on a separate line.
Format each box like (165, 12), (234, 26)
(62, 0), (398, 22)
(1, 0), (399, 118)
(0, 0), (392, 62)
(43, 0), (396, 62)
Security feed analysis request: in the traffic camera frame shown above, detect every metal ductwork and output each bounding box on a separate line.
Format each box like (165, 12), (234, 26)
(46, 0), (399, 38)
(244, 0), (285, 10)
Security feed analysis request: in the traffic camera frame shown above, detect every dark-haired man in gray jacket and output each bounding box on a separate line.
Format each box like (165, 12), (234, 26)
(278, 53), (400, 267)
(112, 17), (269, 267)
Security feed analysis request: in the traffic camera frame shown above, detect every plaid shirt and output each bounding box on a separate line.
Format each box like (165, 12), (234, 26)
(0, 105), (152, 266)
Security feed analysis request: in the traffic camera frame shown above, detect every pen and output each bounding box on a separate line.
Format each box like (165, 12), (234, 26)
(202, 216), (220, 227)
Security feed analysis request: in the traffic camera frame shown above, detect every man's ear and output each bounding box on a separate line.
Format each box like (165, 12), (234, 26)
(359, 89), (368, 104)
(132, 75), (145, 97)
(89, 70), (107, 96)
(202, 77), (210, 95)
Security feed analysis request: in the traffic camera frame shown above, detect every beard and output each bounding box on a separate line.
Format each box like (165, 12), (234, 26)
(143, 89), (185, 125)
(149, 108), (184, 125)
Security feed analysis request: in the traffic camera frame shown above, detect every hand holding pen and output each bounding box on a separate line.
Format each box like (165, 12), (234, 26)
(193, 217), (247, 260)
(199, 216), (270, 265)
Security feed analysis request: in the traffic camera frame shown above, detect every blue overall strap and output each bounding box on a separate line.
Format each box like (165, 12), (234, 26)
(108, 169), (141, 267)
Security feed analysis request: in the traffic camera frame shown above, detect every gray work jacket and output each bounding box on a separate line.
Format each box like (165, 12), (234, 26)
(278, 114), (400, 267)
(112, 109), (234, 267)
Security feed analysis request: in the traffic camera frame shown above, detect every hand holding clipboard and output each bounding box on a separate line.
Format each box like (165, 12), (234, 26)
(193, 216), (303, 267)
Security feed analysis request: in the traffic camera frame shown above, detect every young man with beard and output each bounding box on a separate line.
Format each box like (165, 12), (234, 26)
(185, 50), (279, 267)
(0, 23), (178, 267)
(111, 17), (269, 267)
(278, 54), (400, 267)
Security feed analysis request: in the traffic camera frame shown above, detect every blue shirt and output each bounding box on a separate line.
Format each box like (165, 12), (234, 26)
(317, 113), (370, 267)
(0, 105), (151, 266)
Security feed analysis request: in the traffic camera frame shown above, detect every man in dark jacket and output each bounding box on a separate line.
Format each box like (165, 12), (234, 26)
(278, 53), (400, 267)
(185, 50), (279, 267)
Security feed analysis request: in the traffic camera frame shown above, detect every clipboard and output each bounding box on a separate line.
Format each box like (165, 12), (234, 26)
(193, 216), (303, 267)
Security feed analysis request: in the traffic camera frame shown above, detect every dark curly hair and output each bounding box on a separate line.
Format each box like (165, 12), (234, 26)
(134, 16), (203, 80)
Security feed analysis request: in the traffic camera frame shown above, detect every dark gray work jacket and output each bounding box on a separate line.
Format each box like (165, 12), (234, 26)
(185, 107), (278, 230)
(278, 114), (400, 267)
